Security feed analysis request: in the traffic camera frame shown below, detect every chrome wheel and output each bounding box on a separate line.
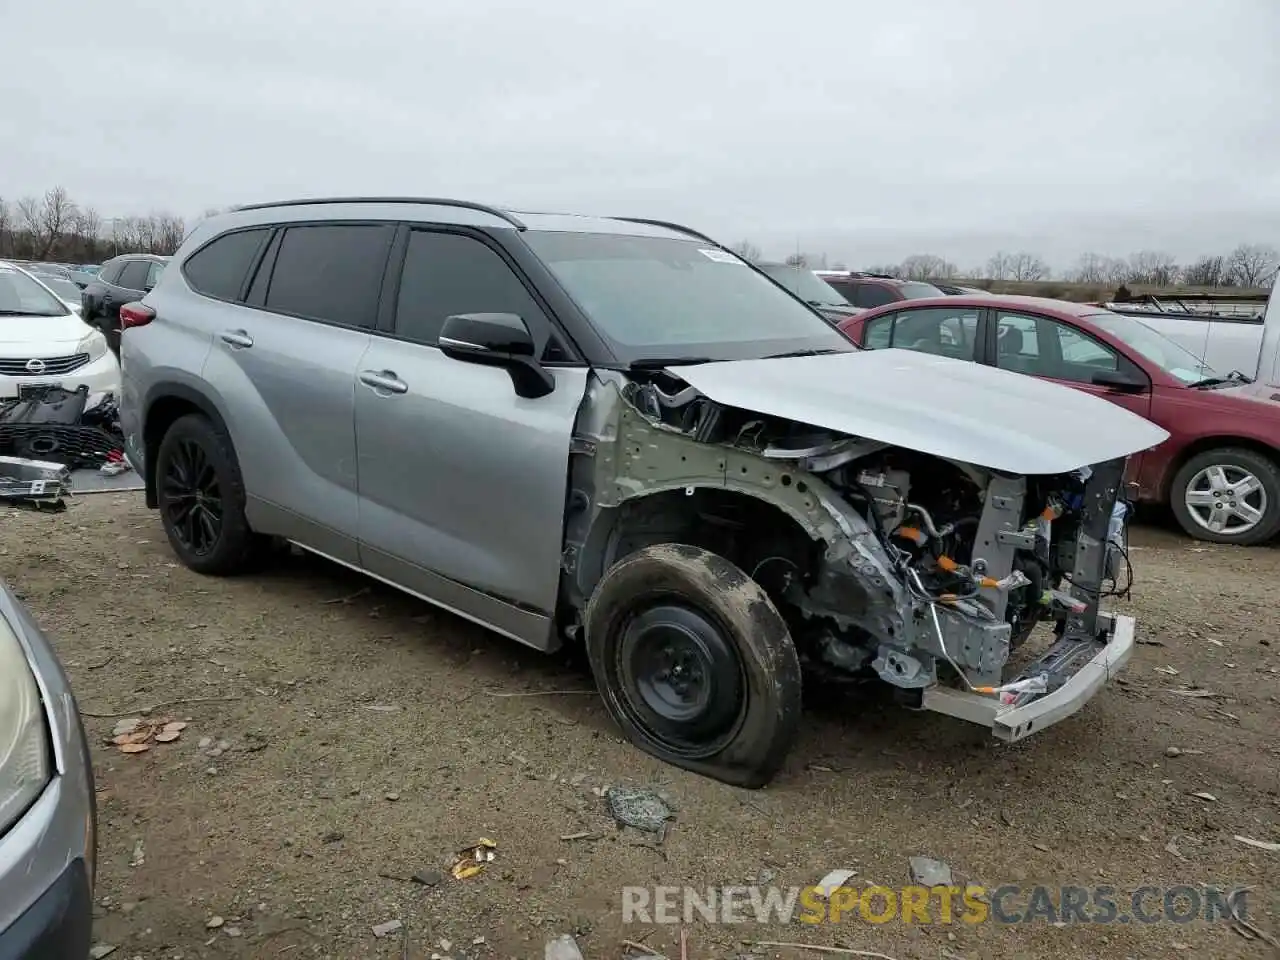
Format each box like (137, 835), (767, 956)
(1183, 464), (1267, 537)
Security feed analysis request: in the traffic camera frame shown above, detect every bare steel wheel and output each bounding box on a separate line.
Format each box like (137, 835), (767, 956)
(1171, 448), (1280, 546)
(584, 543), (802, 788)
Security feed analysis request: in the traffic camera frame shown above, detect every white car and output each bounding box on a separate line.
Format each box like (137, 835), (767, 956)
(0, 262), (120, 400)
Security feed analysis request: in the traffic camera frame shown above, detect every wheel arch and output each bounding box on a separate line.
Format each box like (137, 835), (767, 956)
(1159, 435), (1280, 501)
(141, 382), (234, 508)
(574, 484), (829, 605)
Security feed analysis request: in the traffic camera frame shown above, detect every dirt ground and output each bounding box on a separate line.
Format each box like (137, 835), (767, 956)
(3, 494), (1277, 960)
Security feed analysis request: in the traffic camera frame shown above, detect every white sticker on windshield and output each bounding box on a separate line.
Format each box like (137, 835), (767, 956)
(698, 248), (745, 264)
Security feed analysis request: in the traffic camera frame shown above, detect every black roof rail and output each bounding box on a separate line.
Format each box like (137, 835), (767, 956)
(229, 197), (526, 230)
(611, 217), (720, 245)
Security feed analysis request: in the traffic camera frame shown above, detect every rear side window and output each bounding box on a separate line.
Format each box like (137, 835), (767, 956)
(118, 260), (150, 290)
(183, 229), (268, 301)
(265, 224), (394, 328)
(855, 284), (897, 308)
(393, 231), (549, 347)
(98, 262), (123, 284)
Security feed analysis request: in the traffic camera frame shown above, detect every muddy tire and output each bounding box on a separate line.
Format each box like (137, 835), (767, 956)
(1169, 447), (1280, 546)
(155, 413), (266, 575)
(584, 543), (802, 789)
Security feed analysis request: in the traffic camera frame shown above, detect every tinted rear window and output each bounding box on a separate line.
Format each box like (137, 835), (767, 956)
(118, 260), (150, 289)
(264, 224), (394, 327)
(184, 229), (269, 301)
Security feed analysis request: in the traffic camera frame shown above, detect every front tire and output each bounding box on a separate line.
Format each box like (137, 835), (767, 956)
(155, 413), (262, 574)
(584, 543), (802, 788)
(1169, 447), (1280, 545)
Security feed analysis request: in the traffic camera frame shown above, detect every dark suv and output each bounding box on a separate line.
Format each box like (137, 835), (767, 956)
(81, 254), (169, 354)
(815, 271), (944, 309)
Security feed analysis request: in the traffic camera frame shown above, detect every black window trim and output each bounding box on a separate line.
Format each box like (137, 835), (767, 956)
(373, 222), (587, 367)
(178, 225), (274, 307)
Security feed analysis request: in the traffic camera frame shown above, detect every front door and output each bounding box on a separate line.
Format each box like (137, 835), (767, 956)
(990, 310), (1156, 485)
(354, 227), (588, 650)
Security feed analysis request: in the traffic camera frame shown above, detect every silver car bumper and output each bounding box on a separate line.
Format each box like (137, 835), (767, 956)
(921, 611), (1135, 741)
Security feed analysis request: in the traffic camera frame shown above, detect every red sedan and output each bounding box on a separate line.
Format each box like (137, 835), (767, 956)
(838, 294), (1280, 545)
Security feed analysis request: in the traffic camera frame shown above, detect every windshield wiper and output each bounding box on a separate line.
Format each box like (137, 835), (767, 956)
(761, 347), (847, 359)
(627, 356), (714, 370)
(0, 310), (63, 317)
(1191, 369), (1253, 388)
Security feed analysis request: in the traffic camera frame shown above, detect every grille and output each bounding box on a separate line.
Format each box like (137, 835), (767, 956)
(0, 354), (91, 377)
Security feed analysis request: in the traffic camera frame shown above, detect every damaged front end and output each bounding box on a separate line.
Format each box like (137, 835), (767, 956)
(565, 364), (1144, 749)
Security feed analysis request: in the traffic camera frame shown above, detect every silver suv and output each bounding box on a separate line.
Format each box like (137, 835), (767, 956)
(119, 198), (1167, 787)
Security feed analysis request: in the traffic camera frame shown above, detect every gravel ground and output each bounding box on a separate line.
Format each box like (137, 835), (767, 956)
(3, 494), (1278, 960)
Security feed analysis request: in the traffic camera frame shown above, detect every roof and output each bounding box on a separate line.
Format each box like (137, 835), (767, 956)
(221, 197), (699, 242)
(869, 293), (1109, 317)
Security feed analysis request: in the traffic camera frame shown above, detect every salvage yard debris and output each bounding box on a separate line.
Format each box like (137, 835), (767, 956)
(451, 838), (497, 879)
(108, 718), (188, 753)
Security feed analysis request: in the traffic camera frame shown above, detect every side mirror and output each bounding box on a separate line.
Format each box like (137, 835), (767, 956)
(438, 313), (554, 399)
(1092, 369), (1147, 393)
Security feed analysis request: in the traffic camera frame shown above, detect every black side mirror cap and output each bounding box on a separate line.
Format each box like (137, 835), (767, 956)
(1091, 369), (1147, 392)
(439, 313), (554, 399)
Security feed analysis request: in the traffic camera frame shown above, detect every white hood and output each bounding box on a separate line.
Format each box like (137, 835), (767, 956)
(0, 313), (92, 347)
(670, 349), (1170, 475)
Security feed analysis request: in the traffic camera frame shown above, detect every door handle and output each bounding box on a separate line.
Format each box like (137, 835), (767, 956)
(219, 329), (254, 348)
(359, 369), (408, 394)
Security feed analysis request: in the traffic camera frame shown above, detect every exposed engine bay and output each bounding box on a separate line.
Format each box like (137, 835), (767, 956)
(565, 367), (1134, 714)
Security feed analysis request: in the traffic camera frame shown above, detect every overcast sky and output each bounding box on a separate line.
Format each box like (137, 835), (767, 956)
(5, 0), (1278, 268)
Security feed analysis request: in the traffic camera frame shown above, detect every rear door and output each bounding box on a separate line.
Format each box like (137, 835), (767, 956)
(199, 220), (394, 564)
(857, 304), (987, 361)
(354, 226), (589, 649)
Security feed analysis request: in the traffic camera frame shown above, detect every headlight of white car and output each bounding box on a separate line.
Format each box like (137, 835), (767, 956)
(77, 331), (107, 363)
(0, 617), (50, 835)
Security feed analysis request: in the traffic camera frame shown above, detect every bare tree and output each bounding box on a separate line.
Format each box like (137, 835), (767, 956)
(983, 251), (1013, 280)
(17, 186), (77, 260)
(1068, 252), (1110, 284)
(899, 254), (957, 281)
(729, 240), (762, 262)
(72, 207), (102, 260)
(1125, 250), (1180, 286)
(1182, 255), (1227, 288)
(0, 198), (9, 257)
(1226, 243), (1279, 288)
(1007, 252), (1050, 282)
(156, 214), (186, 254)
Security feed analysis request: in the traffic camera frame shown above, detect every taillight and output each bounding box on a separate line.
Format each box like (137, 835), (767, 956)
(119, 303), (155, 328)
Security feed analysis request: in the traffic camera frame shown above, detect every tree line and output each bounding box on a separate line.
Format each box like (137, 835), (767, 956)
(0, 186), (191, 263)
(730, 242), (1279, 290)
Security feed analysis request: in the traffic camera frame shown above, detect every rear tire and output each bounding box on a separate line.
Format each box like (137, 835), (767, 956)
(1169, 447), (1280, 546)
(155, 413), (265, 574)
(584, 543), (802, 788)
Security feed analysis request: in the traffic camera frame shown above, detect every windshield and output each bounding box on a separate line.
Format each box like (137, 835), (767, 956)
(1088, 312), (1216, 384)
(0, 267), (71, 317)
(36, 276), (80, 300)
(899, 281), (945, 299)
(758, 264), (853, 307)
(523, 232), (853, 362)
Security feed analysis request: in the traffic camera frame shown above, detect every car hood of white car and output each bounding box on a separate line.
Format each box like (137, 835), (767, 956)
(0, 312), (93, 348)
(669, 348), (1171, 476)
